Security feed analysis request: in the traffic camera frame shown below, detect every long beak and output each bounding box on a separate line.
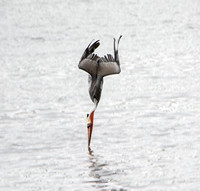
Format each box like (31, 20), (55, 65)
(87, 111), (94, 153)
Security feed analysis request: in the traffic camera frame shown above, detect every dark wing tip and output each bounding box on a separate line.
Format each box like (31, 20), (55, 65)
(118, 35), (122, 44)
(80, 39), (100, 62)
(88, 40), (100, 54)
(93, 40), (100, 49)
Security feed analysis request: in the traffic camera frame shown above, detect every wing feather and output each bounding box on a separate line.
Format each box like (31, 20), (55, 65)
(98, 54), (121, 77)
(78, 54), (99, 76)
(80, 40), (100, 62)
(79, 36), (122, 77)
(79, 40), (100, 76)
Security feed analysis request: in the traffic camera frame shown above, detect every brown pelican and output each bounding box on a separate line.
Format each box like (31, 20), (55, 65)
(78, 35), (122, 153)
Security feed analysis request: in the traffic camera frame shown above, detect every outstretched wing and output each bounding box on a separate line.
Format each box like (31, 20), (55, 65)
(98, 54), (121, 77)
(98, 36), (122, 77)
(78, 40), (100, 76)
(78, 54), (99, 76)
(79, 36), (122, 77)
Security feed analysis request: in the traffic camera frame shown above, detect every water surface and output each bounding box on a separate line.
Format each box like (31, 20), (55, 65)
(1, 0), (200, 190)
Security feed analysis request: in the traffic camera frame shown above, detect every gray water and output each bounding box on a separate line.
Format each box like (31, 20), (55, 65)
(1, 0), (200, 190)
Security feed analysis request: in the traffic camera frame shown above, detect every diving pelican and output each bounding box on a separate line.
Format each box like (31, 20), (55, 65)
(78, 35), (122, 153)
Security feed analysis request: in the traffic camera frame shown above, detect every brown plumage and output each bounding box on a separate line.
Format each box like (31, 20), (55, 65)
(78, 35), (122, 104)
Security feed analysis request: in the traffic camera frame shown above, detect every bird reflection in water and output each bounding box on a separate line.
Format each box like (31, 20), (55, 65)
(85, 154), (127, 191)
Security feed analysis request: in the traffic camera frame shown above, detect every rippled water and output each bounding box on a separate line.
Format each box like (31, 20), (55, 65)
(1, 0), (200, 190)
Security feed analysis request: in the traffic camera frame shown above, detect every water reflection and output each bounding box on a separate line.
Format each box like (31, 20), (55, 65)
(86, 154), (109, 190)
(86, 154), (127, 191)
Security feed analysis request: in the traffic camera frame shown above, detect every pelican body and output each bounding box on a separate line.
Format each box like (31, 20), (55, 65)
(78, 36), (122, 153)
